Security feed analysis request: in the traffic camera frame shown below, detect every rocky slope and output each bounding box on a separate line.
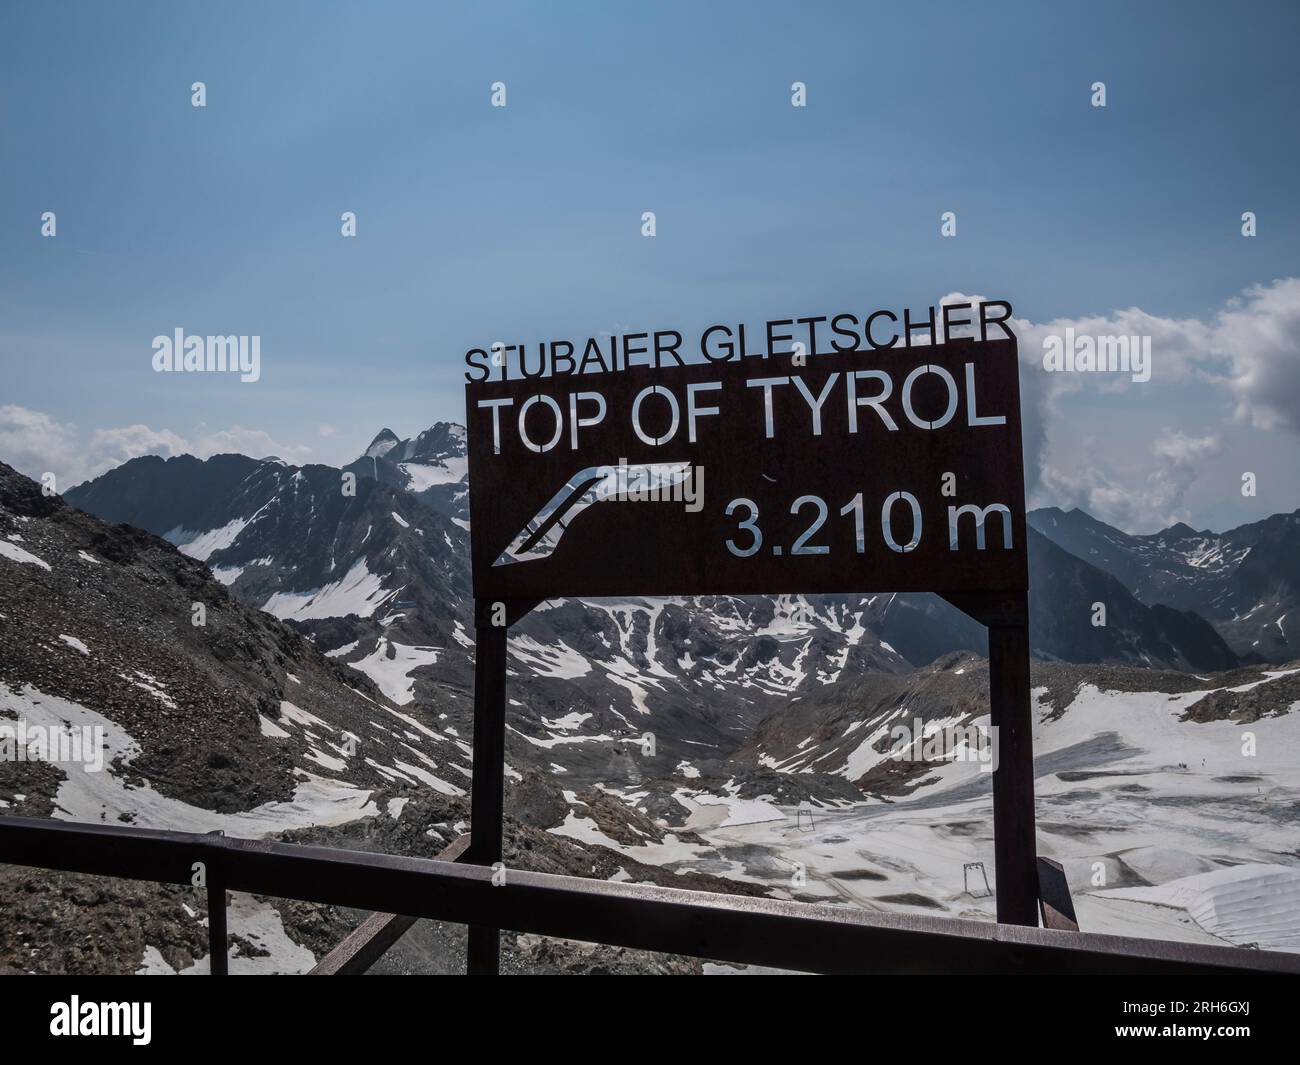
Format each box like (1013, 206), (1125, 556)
(733, 651), (1297, 800)
(11, 443), (1299, 969)
(1030, 506), (1300, 663)
(0, 461), (764, 973)
(51, 426), (1245, 857)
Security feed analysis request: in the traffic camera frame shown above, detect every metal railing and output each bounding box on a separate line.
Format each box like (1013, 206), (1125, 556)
(2, 815), (1297, 975)
(309, 834), (470, 975)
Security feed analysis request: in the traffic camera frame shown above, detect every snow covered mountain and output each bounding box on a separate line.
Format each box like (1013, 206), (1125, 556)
(12, 438), (1300, 968)
(1025, 527), (1237, 671)
(48, 422), (1245, 859)
(0, 461), (760, 974)
(332, 423), (1238, 672)
(675, 655), (1300, 952)
(343, 423), (469, 523)
(844, 532), (1238, 673)
(66, 453), (464, 619)
(63, 427), (1243, 711)
(1030, 507), (1300, 663)
(0, 458), (471, 826)
(62, 444), (920, 780)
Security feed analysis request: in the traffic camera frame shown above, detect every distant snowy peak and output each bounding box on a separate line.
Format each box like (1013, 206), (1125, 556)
(346, 422), (469, 521)
(1029, 506), (1300, 663)
(357, 423), (466, 468)
(364, 429), (401, 459)
(398, 423), (469, 491)
(66, 452), (471, 629)
(406, 422), (467, 462)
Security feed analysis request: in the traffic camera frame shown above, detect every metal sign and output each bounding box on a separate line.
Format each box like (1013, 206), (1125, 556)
(466, 335), (1026, 601)
(462, 321), (1039, 967)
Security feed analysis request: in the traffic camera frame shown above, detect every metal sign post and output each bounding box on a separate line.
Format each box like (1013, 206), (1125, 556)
(464, 330), (1037, 972)
(466, 598), (536, 975)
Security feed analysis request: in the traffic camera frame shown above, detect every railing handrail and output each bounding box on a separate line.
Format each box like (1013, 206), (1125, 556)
(1, 815), (1296, 975)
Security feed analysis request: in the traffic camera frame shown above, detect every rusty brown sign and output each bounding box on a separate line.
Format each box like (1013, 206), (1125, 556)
(466, 334), (1027, 601)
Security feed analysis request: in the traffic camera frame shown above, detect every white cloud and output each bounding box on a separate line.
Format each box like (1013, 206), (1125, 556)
(942, 279), (1300, 530)
(187, 425), (312, 463)
(1212, 278), (1300, 434)
(1038, 463), (1142, 529)
(85, 424), (189, 479)
(0, 406), (311, 488)
(1040, 429), (1223, 532)
(1009, 277), (1300, 423)
(1152, 429), (1222, 479)
(0, 405), (81, 487)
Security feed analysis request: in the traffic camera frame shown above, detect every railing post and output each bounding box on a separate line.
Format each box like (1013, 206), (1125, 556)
(987, 596), (1038, 926)
(207, 850), (228, 976)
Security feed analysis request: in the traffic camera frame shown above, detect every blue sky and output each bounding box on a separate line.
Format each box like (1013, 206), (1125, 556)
(2, 0), (1298, 531)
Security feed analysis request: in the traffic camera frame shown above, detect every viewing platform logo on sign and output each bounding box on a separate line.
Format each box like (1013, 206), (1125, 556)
(465, 308), (1027, 602)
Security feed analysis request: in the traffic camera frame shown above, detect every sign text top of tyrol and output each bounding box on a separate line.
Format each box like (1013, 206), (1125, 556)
(465, 302), (1027, 602)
